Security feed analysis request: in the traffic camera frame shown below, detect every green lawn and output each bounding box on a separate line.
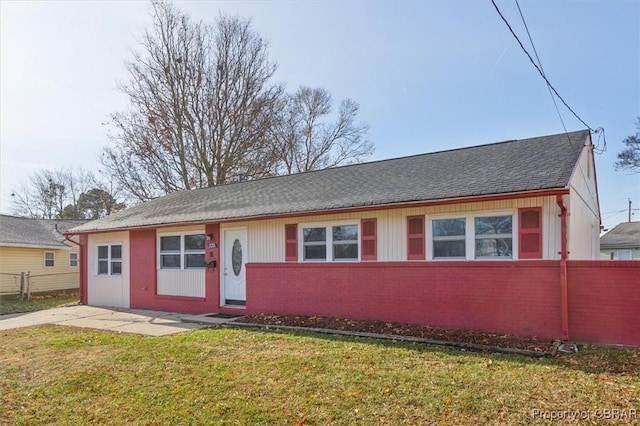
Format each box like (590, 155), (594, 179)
(1, 325), (638, 425)
(0, 293), (78, 315)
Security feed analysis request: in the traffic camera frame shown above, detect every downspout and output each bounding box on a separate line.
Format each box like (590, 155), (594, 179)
(556, 195), (569, 341)
(65, 234), (87, 305)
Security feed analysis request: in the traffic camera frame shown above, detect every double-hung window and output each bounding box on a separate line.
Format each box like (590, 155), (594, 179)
(69, 252), (78, 268)
(474, 215), (513, 259)
(429, 212), (516, 260)
(97, 244), (122, 275)
(159, 234), (205, 269)
(44, 252), (55, 267)
(302, 223), (359, 261)
(432, 218), (466, 259)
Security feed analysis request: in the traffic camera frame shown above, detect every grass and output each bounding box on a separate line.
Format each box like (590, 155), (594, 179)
(0, 293), (79, 315)
(1, 325), (638, 425)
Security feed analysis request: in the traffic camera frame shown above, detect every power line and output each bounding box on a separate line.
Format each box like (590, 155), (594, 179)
(514, 0), (570, 135)
(490, 0), (599, 136)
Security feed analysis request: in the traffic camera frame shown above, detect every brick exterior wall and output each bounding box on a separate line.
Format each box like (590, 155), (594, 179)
(128, 226), (221, 314)
(567, 261), (640, 346)
(246, 261), (640, 346)
(246, 261), (563, 340)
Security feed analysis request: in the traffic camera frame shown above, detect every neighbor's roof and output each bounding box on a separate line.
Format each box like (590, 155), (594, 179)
(71, 129), (590, 233)
(600, 221), (640, 248)
(0, 215), (88, 249)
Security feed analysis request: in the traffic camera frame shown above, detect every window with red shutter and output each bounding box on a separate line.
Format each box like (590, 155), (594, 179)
(407, 215), (425, 260)
(285, 224), (298, 261)
(518, 208), (542, 259)
(361, 218), (377, 261)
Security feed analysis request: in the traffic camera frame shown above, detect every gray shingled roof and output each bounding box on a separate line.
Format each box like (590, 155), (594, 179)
(600, 221), (640, 248)
(71, 130), (589, 233)
(0, 215), (88, 249)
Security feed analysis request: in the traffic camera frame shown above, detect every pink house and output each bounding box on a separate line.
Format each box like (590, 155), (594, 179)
(68, 130), (640, 346)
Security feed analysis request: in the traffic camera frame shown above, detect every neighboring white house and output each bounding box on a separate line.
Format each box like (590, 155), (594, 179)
(600, 221), (640, 260)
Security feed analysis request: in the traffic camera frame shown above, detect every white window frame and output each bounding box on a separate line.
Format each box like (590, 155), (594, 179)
(299, 220), (360, 262)
(431, 217), (467, 260)
(157, 232), (206, 270)
(69, 252), (78, 268)
(44, 251), (55, 268)
(96, 243), (122, 276)
(427, 210), (518, 261)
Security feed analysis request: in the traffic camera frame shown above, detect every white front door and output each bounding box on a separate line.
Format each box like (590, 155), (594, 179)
(222, 228), (247, 305)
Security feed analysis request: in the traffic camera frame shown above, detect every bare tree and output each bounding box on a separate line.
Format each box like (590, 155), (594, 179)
(11, 167), (95, 219)
(271, 86), (373, 174)
(103, 1), (282, 201)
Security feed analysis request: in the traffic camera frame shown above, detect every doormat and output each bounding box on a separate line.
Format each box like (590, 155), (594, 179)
(205, 313), (244, 319)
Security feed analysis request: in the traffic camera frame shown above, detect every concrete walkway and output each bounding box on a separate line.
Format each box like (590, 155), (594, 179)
(0, 305), (235, 336)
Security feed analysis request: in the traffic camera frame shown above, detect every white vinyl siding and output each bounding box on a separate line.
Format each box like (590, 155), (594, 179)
(240, 196), (559, 263)
(157, 270), (206, 297)
(567, 144), (600, 259)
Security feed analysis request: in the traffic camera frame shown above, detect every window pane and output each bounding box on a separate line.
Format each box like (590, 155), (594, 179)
(433, 218), (465, 237)
(160, 236), (181, 252)
(184, 234), (205, 251)
(303, 227), (326, 242)
(434, 240), (466, 258)
(475, 216), (512, 235)
(334, 243), (358, 260)
(185, 253), (205, 268)
(161, 254), (181, 269)
(332, 225), (358, 241)
(111, 245), (122, 260)
(304, 245), (326, 260)
(70, 253), (78, 267)
(98, 260), (108, 275)
(111, 261), (122, 275)
(475, 238), (513, 258)
(98, 246), (108, 259)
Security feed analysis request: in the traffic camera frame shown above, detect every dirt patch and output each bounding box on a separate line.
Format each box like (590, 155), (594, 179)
(236, 314), (557, 354)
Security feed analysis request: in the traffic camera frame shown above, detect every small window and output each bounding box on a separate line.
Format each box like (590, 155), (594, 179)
(69, 252), (78, 268)
(475, 216), (513, 259)
(44, 252), (55, 267)
(97, 244), (122, 276)
(303, 227), (327, 261)
(432, 218), (466, 259)
(159, 233), (206, 270)
(332, 225), (358, 260)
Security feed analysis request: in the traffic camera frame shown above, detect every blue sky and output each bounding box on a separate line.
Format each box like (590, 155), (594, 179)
(1, 0), (638, 230)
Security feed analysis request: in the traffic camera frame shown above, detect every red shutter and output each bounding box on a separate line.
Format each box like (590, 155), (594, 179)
(285, 224), (297, 261)
(361, 218), (377, 261)
(407, 215), (425, 260)
(518, 208), (542, 259)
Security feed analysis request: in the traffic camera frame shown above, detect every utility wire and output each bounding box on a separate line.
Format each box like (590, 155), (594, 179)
(491, 0), (598, 135)
(514, 0), (570, 135)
